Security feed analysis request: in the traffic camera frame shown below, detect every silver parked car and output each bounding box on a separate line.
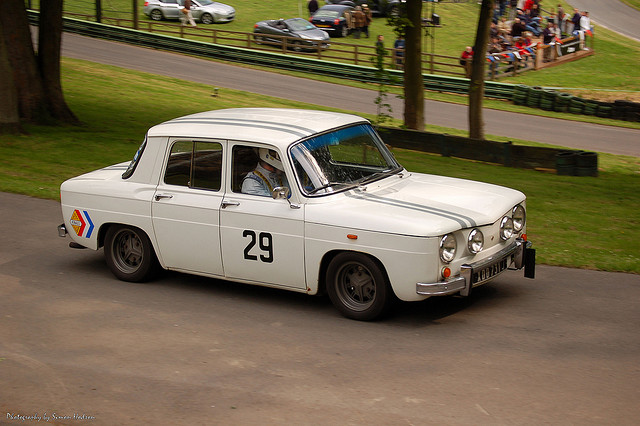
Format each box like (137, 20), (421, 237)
(143, 0), (235, 24)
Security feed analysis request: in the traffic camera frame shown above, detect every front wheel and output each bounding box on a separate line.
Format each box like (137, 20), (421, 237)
(326, 252), (391, 320)
(104, 225), (158, 282)
(200, 13), (214, 24)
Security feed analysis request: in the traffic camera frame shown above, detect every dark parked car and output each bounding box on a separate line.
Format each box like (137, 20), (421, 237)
(325, 0), (405, 17)
(310, 4), (354, 38)
(253, 18), (330, 51)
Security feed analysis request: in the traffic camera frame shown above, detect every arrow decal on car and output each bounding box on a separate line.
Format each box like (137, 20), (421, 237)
(70, 209), (94, 238)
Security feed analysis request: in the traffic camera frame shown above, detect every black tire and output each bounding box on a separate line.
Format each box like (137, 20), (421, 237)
(200, 13), (214, 24)
(291, 40), (303, 51)
(104, 225), (158, 282)
(150, 9), (163, 21)
(326, 252), (391, 321)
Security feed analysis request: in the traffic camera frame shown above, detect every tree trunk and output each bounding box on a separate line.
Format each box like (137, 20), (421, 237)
(39, 0), (79, 124)
(403, 0), (424, 130)
(0, 0), (50, 124)
(468, 0), (494, 140)
(0, 15), (21, 133)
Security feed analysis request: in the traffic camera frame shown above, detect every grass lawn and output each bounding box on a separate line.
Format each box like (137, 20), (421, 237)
(1, 58), (638, 273)
(620, 0), (640, 12)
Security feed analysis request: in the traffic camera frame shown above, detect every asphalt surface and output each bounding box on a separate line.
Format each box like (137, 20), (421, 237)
(1, 192), (640, 424)
(59, 32), (640, 157)
(569, 0), (640, 43)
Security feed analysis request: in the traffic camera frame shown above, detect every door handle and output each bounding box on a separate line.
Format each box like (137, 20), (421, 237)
(221, 200), (240, 209)
(155, 194), (174, 201)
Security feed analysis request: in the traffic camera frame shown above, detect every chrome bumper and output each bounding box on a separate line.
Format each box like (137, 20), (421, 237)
(416, 239), (535, 297)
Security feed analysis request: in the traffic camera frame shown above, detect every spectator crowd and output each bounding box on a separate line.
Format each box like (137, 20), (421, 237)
(460, 0), (594, 76)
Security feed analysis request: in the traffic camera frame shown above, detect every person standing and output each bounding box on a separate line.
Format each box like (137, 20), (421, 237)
(308, 0), (319, 17)
(459, 46), (473, 77)
(180, 0), (196, 27)
(394, 36), (405, 69)
(352, 6), (366, 38)
(571, 8), (581, 33)
(556, 4), (565, 35)
(361, 4), (373, 38)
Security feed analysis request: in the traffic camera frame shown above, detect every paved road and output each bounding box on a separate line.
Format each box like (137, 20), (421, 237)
(569, 0), (640, 42)
(1, 191), (639, 424)
(59, 32), (640, 157)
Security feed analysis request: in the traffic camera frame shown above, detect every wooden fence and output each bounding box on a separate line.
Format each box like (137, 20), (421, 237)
(60, 12), (467, 77)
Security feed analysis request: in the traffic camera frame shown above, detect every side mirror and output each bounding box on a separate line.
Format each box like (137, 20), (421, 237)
(271, 186), (290, 200)
(271, 187), (300, 209)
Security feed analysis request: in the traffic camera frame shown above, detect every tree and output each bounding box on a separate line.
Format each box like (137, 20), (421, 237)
(387, 0), (424, 130)
(468, 0), (494, 140)
(0, 0), (78, 132)
(0, 16), (20, 134)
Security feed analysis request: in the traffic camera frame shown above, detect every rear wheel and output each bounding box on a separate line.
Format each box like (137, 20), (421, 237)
(200, 13), (214, 24)
(326, 252), (391, 321)
(104, 225), (158, 282)
(150, 9), (163, 21)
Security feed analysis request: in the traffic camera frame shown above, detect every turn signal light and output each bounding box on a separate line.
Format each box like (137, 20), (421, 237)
(442, 267), (451, 279)
(347, 234), (358, 240)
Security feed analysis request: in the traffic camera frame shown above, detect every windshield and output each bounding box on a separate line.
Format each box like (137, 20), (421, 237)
(290, 124), (402, 196)
(287, 18), (317, 31)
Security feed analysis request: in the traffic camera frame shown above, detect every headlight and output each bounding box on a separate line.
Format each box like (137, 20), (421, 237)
(467, 228), (484, 254)
(500, 216), (514, 241)
(512, 204), (526, 232)
(439, 233), (457, 263)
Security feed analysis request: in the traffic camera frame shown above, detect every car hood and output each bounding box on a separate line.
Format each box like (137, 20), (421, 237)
(296, 28), (330, 40)
(304, 172), (526, 237)
(203, 3), (234, 13)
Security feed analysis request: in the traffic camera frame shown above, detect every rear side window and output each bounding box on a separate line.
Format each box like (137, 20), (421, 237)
(164, 141), (223, 191)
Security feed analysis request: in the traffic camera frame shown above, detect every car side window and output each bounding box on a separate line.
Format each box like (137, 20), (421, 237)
(164, 141), (223, 191)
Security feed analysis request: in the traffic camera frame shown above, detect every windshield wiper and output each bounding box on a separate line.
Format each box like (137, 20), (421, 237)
(358, 170), (394, 185)
(307, 181), (353, 195)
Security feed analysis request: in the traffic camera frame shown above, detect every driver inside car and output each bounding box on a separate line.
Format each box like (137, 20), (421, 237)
(242, 148), (290, 197)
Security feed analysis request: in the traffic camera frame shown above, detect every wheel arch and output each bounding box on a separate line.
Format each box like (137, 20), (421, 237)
(97, 223), (160, 263)
(316, 249), (393, 297)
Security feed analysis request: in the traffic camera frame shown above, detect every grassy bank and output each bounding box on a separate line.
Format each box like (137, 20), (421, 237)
(1, 58), (638, 273)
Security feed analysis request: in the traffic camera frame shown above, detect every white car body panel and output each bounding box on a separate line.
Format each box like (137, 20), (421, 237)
(59, 108), (533, 311)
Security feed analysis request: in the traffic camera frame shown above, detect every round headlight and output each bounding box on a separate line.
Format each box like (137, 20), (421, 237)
(500, 216), (514, 241)
(512, 204), (526, 232)
(467, 228), (484, 254)
(439, 233), (457, 263)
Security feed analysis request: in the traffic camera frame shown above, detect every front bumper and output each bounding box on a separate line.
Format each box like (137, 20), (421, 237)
(416, 239), (535, 297)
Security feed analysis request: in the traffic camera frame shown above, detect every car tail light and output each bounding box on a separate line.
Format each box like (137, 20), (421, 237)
(144, 1), (149, 5)
(254, 24), (258, 28)
(334, 19), (340, 25)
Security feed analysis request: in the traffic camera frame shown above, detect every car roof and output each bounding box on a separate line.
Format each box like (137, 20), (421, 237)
(147, 108), (367, 150)
(317, 4), (353, 12)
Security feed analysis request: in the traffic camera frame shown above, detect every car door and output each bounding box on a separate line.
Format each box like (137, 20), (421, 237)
(163, 0), (181, 19)
(219, 143), (306, 289)
(151, 139), (225, 276)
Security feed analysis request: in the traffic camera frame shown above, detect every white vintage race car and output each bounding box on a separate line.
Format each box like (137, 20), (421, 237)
(58, 108), (535, 320)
